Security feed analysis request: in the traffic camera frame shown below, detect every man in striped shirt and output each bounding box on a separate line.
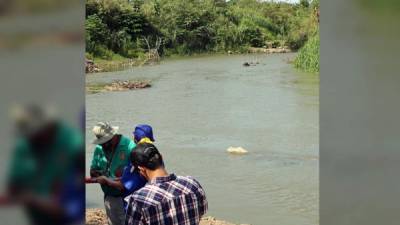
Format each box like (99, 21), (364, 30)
(125, 143), (208, 225)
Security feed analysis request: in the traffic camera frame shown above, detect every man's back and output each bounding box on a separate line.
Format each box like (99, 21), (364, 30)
(125, 174), (208, 225)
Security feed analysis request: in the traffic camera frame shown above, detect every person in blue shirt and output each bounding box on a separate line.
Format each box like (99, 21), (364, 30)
(96, 124), (155, 210)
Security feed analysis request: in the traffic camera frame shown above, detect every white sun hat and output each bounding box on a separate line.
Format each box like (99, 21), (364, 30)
(92, 122), (119, 145)
(11, 104), (57, 136)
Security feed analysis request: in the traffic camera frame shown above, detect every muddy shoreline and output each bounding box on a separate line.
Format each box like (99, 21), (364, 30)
(86, 47), (292, 74)
(86, 208), (250, 225)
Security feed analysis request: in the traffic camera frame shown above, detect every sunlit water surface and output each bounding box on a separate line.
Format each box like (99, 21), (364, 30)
(86, 53), (319, 225)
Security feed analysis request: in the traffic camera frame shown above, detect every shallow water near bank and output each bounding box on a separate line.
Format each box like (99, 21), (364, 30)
(86, 53), (319, 225)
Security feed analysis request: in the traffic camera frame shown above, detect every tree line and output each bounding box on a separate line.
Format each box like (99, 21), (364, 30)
(86, 0), (319, 62)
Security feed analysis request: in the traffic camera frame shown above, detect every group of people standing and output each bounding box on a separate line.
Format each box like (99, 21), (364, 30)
(90, 122), (208, 225)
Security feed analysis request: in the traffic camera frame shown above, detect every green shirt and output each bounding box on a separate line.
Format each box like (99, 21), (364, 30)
(8, 122), (83, 196)
(90, 135), (136, 196)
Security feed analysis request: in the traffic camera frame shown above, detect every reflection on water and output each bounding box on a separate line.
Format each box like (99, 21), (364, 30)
(86, 53), (319, 225)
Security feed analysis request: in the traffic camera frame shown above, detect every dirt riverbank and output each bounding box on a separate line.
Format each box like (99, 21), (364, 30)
(86, 208), (250, 225)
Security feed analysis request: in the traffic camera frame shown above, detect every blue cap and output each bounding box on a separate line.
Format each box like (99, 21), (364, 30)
(133, 124), (155, 142)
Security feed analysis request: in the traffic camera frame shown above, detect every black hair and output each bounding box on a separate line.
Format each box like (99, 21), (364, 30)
(130, 143), (164, 170)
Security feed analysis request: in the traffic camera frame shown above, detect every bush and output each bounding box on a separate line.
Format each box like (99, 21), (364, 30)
(86, 14), (109, 54)
(93, 45), (114, 60)
(300, 0), (310, 8)
(286, 31), (308, 50)
(85, 0), (159, 59)
(85, 52), (94, 60)
(294, 31), (319, 73)
(85, 0), (319, 70)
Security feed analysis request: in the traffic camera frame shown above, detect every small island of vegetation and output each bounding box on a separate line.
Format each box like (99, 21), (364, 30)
(86, 80), (151, 93)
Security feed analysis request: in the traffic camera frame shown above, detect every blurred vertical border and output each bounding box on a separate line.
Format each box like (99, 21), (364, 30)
(0, 0), (85, 225)
(321, 0), (400, 225)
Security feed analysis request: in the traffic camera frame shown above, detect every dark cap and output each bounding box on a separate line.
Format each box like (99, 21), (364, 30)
(131, 143), (164, 170)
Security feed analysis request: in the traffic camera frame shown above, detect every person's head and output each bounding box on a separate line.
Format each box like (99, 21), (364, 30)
(92, 122), (119, 150)
(133, 124), (155, 144)
(11, 104), (58, 150)
(130, 143), (164, 180)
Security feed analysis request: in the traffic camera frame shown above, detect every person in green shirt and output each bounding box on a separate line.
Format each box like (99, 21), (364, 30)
(7, 105), (84, 225)
(90, 122), (135, 225)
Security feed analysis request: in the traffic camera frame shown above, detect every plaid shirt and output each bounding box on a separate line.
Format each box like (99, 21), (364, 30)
(125, 174), (208, 225)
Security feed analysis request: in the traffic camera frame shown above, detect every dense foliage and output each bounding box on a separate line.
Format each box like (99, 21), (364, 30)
(294, 30), (319, 73)
(86, 0), (319, 60)
(294, 0), (319, 72)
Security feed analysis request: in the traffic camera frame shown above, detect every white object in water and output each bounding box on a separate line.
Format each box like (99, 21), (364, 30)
(227, 146), (248, 154)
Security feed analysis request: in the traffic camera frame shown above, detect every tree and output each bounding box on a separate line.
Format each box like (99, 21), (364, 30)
(85, 0), (319, 59)
(300, 0), (310, 8)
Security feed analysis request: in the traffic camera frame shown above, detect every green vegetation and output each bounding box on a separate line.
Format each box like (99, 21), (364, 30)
(294, 31), (319, 73)
(86, 0), (319, 72)
(357, 0), (399, 13)
(294, 0), (319, 73)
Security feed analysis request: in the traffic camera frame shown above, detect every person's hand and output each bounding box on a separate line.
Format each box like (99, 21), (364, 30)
(90, 169), (103, 178)
(15, 191), (36, 205)
(96, 176), (108, 185)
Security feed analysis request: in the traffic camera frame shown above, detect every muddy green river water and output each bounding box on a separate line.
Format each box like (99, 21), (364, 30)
(86, 53), (319, 225)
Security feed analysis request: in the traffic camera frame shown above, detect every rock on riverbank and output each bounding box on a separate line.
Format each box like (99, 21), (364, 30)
(86, 80), (151, 94)
(86, 58), (102, 73)
(86, 209), (250, 225)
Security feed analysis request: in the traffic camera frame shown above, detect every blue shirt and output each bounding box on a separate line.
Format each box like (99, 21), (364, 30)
(121, 162), (147, 196)
(59, 168), (85, 224)
(121, 162), (147, 210)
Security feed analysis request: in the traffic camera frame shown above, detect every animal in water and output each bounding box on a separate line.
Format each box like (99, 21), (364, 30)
(226, 146), (248, 154)
(243, 62), (250, 67)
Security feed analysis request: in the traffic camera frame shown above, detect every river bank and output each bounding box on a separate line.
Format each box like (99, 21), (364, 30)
(86, 209), (250, 225)
(86, 57), (149, 73)
(85, 46), (293, 74)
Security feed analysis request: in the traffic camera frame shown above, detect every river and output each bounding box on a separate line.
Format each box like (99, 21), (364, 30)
(86, 53), (319, 225)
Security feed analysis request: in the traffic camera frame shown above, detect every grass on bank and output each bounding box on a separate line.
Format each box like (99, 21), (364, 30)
(294, 32), (320, 73)
(86, 82), (107, 94)
(86, 52), (149, 73)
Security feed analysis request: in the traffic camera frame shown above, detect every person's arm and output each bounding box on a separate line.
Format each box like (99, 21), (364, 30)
(128, 140), (137, 153)
(193, 178), (208, 218)
(90, 169), (102, 178)
(125, 197), (145, 225)
(18, 192), (65, 217)
(199, 192), (208, 218)
(7, 140), (31, 196)
(90, 146), (104, 178)
(96, 176), (124, 190)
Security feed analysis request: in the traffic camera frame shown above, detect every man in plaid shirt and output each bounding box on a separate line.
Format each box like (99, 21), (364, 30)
(125, 143), (208, 225)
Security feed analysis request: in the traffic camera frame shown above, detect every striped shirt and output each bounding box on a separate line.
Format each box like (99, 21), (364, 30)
(125, 174), (208, 225)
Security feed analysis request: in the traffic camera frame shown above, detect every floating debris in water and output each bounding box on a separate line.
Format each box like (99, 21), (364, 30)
(227, 146), (248, 154)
